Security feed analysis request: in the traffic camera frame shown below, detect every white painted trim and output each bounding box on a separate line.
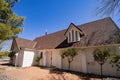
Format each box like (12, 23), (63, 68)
(68, 33), (69, 43)
(70, 31), (72, 42)
(74, 30), (76, 42)
(15, 53), (18, 67)
(77, 32), (80, 41)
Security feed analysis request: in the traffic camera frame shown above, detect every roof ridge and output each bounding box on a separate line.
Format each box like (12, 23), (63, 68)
(77, 17), (111, 27)
(15, 37), (37, 49)
(108, 18), (120, 30)
(34, 29), (66, 40)
(34, 17), (113, 41)
(33, 17), (120, 50)
(16, 37), (36, 42)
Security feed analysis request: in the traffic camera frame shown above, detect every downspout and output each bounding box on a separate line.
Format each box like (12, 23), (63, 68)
(61, 57), (63, 69)
(50, 51), (52, 67)
(85, 50), (88, 73)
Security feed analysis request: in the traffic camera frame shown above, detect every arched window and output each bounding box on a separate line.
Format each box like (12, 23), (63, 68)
(72, 30), (74, 42)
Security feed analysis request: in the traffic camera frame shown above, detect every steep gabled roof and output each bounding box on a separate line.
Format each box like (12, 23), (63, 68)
(34, 17), (120, 50)
(15, 37), (37, 50)
(64, 23), (83, 36)
(65, 17), (120, 48)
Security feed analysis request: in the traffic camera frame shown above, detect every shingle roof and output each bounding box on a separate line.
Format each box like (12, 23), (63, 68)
(12, 17), (120, 50)
(15, 37), (36, 50)
(58, 17), (120, 48)
(34, 17), (120, 50)
(34, 30), (66, 50)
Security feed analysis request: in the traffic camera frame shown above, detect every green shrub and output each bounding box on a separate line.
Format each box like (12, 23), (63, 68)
(35, 56), (40, 62)
(8, 52), (15, 58)
(0, 51), (10, 58)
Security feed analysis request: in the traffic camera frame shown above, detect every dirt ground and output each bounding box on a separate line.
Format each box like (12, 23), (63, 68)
(0, 65), (118, 80)
(1, 66), (85, 80)
(4, 67), (47, 80)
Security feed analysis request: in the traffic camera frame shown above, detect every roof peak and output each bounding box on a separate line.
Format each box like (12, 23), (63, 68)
(15, 37), (34, 42)
(34, 17), (114, 40)
(77, 17), (112, 27)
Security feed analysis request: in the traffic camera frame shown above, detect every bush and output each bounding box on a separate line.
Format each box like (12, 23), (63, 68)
(8, 52), (15, 58)
(0, 51), (10, 58)
(34, 56), (40, 62)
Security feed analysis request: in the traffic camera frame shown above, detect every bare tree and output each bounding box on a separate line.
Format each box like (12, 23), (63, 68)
(96, 0), (120, 18)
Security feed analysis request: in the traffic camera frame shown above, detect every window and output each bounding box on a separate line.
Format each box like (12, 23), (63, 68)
(72, 30), (74, 42)
(67, 30), (81, 43)
(69, 32), (71, 42)
(75, 31), (78, 41)
(40, 52), (43, 59)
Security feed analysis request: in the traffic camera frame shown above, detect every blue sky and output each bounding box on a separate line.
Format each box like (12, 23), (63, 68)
(13, 0), (119, 40)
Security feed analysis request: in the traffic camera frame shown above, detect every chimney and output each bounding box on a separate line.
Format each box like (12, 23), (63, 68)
(45, 29), (47, 35)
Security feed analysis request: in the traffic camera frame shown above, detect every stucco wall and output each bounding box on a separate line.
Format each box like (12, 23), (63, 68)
(39, 49), (87, 73)
(62, 46), (120, 77)
(46, 51), (52, 67)
(62, 50), (87, 73)
(37, 45), (120, 77)
(40, 51), (47, 66)
(62, 54), (83, 71)
(39, 50), (62, 68)
(34, 50), (47, 66)
(51, 50), (62, 68)
(85, 46), (120, 77)
(17, 50), (24, 67)
(33, 51), (40, 66)
(12, 50), (23, 66)
(11, 40), (19, 65)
